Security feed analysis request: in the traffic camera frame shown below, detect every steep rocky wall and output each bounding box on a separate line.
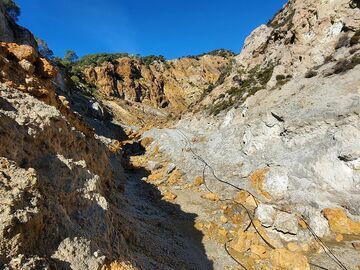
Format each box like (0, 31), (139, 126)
(0, 3), (37, 47)
(81, 54), (232, 112)
(143, 1), (360, 267)
(201, 0), (360, 107)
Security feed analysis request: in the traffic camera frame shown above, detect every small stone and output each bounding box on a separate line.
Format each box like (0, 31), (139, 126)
(220, 216), (228, 224)
(168, 169), (183, 185)
(163, 191), (177, 201)
(273, 212), (298, 235)
(140, 137), (153, 148)
(166, 163), (176, 174)
(193, 176), (204, 186)
(255, 204), (277, 227)
(202, 193), (220, 202)
(230, 231), (258, 253)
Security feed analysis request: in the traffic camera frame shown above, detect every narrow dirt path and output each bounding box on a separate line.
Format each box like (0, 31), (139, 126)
(120, 140), (240, 270)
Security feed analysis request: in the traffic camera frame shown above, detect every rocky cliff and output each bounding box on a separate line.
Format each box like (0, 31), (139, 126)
(77, 52), (232, 113)
(143, 0), (360, 269)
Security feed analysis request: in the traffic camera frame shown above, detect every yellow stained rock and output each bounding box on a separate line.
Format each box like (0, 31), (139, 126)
(193, 176), (204, 186)
(250, 245), (268, 259)
(202, 192), (220, 202)
(322, 208), (360, 235)
(230, 231), (259, 253)
(287, 242), (299, 252)
(163, 191), (177, 201)
(101, 261), (138, 270)
(335, 234), (344, 242)
(36, 57), (57, 78)
(147, 169), (164, 182)
(220, 215), (228, 224)
(249, 168), (271, 200)
(1, 42), (38, 63)
(270, 248), (310, 270)
(129, 156), (148, 168)
(140, 137), (153, 148)
(168, 169), (183, 185)
(234, 190), (257, 208)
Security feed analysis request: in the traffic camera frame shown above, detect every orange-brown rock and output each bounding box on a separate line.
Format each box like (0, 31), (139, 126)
(250, 245), (269, 259)
(163, 191), (177, 201)
(35, 57), (57, 78)
(101, 261), (138, 270)
(0, 42), (38, 63)
(270, 248), (310, 270)
(322, 208), (360, 235)
(193, 176), (204, 186)
(81, 54), (232, 113)
(249, 168), (271, 200)
(140, 137), (153, 148)
(167, 169), (183, 185)
(234, 190), (258, 208)
(202, 192), (220, 202)
(230, 231), (259, 253)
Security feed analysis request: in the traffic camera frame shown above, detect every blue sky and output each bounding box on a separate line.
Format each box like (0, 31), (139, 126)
(16, 0), (287, 59)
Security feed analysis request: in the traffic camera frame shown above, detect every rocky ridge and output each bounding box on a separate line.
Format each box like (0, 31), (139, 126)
(79, 52), (232, 113)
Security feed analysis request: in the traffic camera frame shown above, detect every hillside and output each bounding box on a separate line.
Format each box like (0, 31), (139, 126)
(0, 0), (360, 269)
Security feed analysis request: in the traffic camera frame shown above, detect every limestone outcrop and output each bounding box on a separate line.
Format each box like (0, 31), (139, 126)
(81, 54), (232, 112)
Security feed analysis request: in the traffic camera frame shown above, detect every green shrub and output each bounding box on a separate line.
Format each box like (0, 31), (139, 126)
(276, 74), (286, 81)
(1, 0), (20, 21)
(305, 70), (318, 78)
(141, 55), (166, 66)
(350, 29), (360, 46)
(256, 64), (274, 85)
(335, 35), (349, 49)
(336, 55), (360, 73)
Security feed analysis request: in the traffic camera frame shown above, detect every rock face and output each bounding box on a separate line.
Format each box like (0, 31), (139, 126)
(81, 54), (232, 112)
(0, 3), (37, 47)
(144, 0), (360, 262)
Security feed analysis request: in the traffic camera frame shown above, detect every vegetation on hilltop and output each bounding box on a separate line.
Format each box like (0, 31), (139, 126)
(186, 49), (235, 60)
(1, 0), (20, 21)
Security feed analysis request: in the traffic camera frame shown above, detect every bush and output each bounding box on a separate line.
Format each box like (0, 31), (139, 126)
(333, 56), (360, 74)
(350, 0), (359, 8)
(350, 29), (360, 46)
(335, 35), (349, 49)
(141, 55), (166, 66)
(276, 74), (286, 81)
(1, 0), (20, 21)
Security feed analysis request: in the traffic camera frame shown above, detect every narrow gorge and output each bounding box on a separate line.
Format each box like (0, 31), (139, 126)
(0, 0), (360, 269)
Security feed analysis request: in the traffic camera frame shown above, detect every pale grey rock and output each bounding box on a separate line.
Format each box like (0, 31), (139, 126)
(52, 237), (105, 270)
(263, 167), (289, 200)
(255, 204), (277, 227)
(18, 59), (35, 74)
(166, 163), (176, 174)
(148, 160), (162, 171)
(273, 212), (298, 235)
